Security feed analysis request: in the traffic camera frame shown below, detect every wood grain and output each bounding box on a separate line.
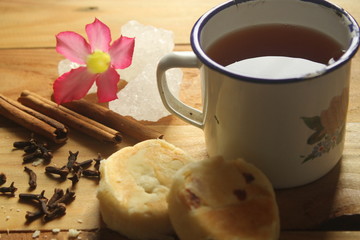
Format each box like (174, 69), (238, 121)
(0, 0), (358, 49)
(0, 0), (225, 48)
(0, 0), (360, 238)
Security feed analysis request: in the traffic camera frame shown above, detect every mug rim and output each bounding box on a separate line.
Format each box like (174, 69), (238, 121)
(190, 0), (360, 84)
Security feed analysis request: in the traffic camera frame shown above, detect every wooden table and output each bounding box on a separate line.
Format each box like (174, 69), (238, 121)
(0, 0), (360, 239)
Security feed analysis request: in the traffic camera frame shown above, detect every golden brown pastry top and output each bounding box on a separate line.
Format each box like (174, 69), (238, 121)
(168, 156), (280, 240)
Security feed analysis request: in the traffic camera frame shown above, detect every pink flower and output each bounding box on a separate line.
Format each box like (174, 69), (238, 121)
(54, 18), (135, 104)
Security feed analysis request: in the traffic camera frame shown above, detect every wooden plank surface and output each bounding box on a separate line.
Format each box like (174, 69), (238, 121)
(0, 0), (360, 239)
(0, 46), (359, 232)
(2, 230), (360, 240)
(0, 0), (358, 48)
(0, 0), (225, 48)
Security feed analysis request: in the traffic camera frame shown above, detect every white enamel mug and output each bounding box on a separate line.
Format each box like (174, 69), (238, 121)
(157, 0), (360, 188)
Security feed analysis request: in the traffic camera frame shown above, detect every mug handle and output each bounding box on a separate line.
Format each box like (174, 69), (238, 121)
(157, 51), (204, 128)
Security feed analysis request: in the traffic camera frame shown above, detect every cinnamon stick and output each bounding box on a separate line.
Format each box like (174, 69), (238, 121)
(63, 99), (164, 142)
(18, 90), (122, 144)
(0, 94), (68, 143)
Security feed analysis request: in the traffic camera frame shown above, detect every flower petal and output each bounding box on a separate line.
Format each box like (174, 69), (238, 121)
(53, 67), (96, 104)
(108, 36), (135, 69)
(56, 32), (91, 64)
(95, 67), (120, 102)
(86, 18), (111, 52)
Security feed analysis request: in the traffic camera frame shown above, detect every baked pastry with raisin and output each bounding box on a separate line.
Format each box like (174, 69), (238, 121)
(97, 139), (194, 240)
(167, 156), (280, 240)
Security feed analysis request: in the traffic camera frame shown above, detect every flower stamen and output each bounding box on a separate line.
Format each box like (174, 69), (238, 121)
(86, 51), (111, 73)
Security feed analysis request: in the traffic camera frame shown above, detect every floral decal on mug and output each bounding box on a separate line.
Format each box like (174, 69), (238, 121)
(301, 88), (348, 163)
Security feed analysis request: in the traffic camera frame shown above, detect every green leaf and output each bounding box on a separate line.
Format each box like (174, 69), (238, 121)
(302, 156), (314, 164)
(307, 130), (326, 145)
(301, 153), (316, 164)
(301, 116), (324, 131)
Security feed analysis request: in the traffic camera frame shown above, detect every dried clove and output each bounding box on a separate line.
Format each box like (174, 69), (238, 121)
(66, 151), (79, 170)
(14, 136), (53, 164)
(21, 188), (73, 223)
(44, 151), (102, 186)
(72, 159), (93, 172)
(25, 209), (44, 222)
(37, 144), (53, 161)
(47, 188), (64, 208)
(43, 203), (66, 222)
(24, 166), (37, 189)
(23, 143), (38, 154)
(24, 198), (52, 222)
(82, 169), (100, 178)
(13, 140), (33, 149)
(45, 166), (69, 179)
(23, 148), (43, 163)
(68, 168), (82, 186)
(14, 137), (37, 152)
(0, 173), (6, 185)
(20, 190), (47, 222)
(49, 188), (76, 207)
(39, 198), (50, 215)
(19, 190), (46, 202)
(0, 182), (17, 195)
(93, 153), (103, 170)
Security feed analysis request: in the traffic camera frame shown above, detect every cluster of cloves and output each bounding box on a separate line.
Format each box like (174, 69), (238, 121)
(8, 136), (104, 224)
(13, 137), (53, 164)
(45, 151), (102, 186)
(19, 188), (75, 222)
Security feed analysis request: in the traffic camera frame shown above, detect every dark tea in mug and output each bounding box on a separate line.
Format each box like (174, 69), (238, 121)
(206, 24), (345, 78)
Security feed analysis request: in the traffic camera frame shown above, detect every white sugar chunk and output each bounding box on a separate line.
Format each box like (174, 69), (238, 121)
(110, 65), (182, 121)
(32, 230), (40, 239)
(110, 20), (181, 121)
(68, 229), (81, 238)
(51, 228), (61, 233)
(58, 59), (80, 76)
(119, 20), (175, 82)
(32, 158), (44, 166)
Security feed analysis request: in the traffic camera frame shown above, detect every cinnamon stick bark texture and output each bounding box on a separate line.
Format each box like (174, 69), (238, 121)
(63, 99), (164, 142)
(0, 94), (68, 143)
(18, 91), (122, 144)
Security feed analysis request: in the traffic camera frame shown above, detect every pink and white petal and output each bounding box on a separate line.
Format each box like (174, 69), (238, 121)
(53, 67), (96, 104)
(56, 32), (91, 64)
(86, 18), (111, 52)
(95, 67), (120, 102)
(108, 36), (135, 69)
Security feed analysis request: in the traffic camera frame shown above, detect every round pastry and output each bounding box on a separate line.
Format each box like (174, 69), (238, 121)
(167, 156), (280, 240)
(97, 139), (194, 240)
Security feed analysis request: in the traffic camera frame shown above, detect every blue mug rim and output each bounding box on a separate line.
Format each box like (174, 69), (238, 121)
(190, 0), (360, 84)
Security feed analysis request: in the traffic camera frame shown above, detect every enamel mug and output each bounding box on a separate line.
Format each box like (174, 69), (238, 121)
(157, 0), (360, 188)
